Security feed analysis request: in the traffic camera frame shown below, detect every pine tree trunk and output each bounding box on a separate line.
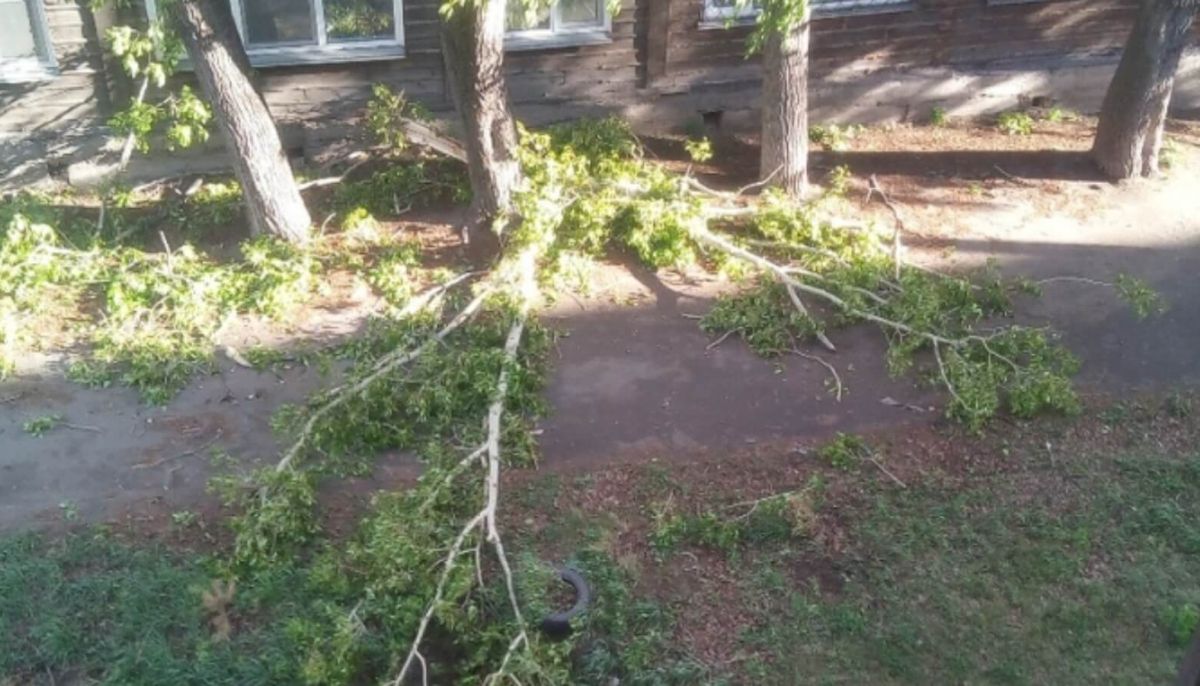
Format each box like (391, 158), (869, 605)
(760, 11), (810, 198)
(174, 0), (311, 243)
(440, 0), (521, 259)
(1092, 0), (1199, 180)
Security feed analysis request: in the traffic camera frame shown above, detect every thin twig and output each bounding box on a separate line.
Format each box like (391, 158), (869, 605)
(735, 164), (784, 195)
(319, 212), (337, 235)
(62, 422), (102, 433)
(868, 456), (907, 488)
(789, 348), (843, 401)
(298, 154), (375, 191)
(159, 230), (174, 271)
(273, 285), (493, 476)
(133, 432), (223, 470)
(1036, 276), (1114, 288)
(932, 341), (968, 414)
(867, 175), (904, 282)
(706, 329), (736, 350)
(391, 511), (486, 685)
(993, 164), (1035, 186)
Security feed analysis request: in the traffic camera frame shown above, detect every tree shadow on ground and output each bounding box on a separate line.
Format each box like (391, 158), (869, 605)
(812, 149), (1106, 184)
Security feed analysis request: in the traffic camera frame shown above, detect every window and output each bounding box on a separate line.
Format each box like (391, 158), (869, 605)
(0, 0), (57, 82)
(505, 0), (611, 51)
(145, 0), (404, 67)
(702, 0), (911, 25)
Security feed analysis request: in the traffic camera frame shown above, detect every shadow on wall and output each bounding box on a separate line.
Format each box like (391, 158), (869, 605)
(633, 50), (1200, 134)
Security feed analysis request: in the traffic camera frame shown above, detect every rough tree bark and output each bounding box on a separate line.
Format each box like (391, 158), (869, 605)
(440, 0), (522, 260)
(1092, 0), (1199, 180)
(174, 0), (312, 242)
(759, 7), (811, 198)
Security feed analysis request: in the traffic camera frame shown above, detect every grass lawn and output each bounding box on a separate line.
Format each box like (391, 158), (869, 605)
(736, 444), (1200, 683)
(3, 394), (1199, 684)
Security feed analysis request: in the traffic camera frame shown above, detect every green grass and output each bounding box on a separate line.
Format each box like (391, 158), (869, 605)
(737, 448), (1200, 684)
(4, 429), (1199, 684)
(0, 532), (329, 685)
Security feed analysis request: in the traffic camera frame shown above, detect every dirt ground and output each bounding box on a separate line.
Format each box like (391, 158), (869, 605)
(2, 116), (1199, 532)
(501, 387), (1200, 681)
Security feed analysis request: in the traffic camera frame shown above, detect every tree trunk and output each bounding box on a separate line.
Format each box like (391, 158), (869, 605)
(174, 0), (311, 243)
(440, 0), (521, 259)
(1092, 0), (1199, 180)
(760, 10), (810, 198)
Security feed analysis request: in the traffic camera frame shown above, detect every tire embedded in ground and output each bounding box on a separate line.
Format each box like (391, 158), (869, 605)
(539, 567), (590, 639)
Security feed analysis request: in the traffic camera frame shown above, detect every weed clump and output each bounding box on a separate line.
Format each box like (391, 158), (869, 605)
(997, 111), (1035, 136)
(651, 481), (822, 556)
(819, 433), (871, 470)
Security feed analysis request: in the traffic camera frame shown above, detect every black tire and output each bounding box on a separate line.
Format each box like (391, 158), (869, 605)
(539, 567), (590, 640)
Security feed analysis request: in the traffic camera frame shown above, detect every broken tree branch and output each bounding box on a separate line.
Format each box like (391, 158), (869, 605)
(868, 456), (907, 488)
(867, 175), (904, 282)
(133, 431), (223, 470)
(394, 314), (531, 686)
(300, 118), (468, 190)
(789, 348), (844, 401)
(400, 119), (468, 163)
(274, 284), (492, 476)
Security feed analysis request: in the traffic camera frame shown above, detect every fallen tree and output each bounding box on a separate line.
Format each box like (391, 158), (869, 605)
(226, 116), (1163, 682)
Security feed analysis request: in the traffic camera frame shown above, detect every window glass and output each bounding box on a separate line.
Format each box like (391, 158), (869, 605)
(506, 1), (551, 31)
(559, 0), (600, 26)
(704, 0), (906, 21)
(242, 0), (315, 45)
(325, 0), (394, 42)
(0, 0), (39, 59)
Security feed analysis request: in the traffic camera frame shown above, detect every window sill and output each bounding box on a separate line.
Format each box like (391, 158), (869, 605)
(698, 1), (914, 29)
(244, 43), (406, 68)
(0, 61), (58, 84)
(505, 29), (611, 52)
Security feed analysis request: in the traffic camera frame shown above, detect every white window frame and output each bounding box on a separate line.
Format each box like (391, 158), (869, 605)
(0, 0), (58, 83)
(505, 0), (612, 52)
(701, 0), (911, 27)
(145, 0), (404, 67)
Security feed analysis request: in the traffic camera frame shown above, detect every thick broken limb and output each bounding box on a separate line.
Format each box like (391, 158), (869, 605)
(391, 510), (487, 685)
(395, 270), (486, 318)
(392, 315), (531, 686)
(298, 153), (374, 190)
(117, 75), (151, 172)
(785, 283), (837, 353)
(400, 118), (468, 163)
(300, 118), (469, 190)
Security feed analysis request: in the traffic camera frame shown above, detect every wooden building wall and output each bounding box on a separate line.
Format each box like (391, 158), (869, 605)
(651, 0), (1146, 93)
(0, 0), (113, 135)
(2, 0), (1198, 179)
